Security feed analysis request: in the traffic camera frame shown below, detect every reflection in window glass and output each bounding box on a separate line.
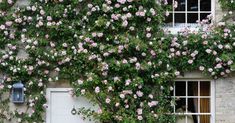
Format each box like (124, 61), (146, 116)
(175, 0), (186, 11)
(187, 0), (198, 11)
(188, 13), (198, 23)
(201, 0), (211, 11)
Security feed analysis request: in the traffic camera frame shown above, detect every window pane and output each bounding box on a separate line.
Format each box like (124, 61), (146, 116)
(167, 0), (173, 5)
(188, 13), (198, 23)
(175, 13), (185, 23)
(175, 13), (185, 27)
(200, 13), (211, 21)
(175, 81), (186, 96)
(175, 98), (186, 112)
(187, 115), (197, 123)
(201, 0), (211, 11)
(175, 0), (186, 11)
(191, 115), (199, 123)
(188, 81), (198, 96)
(187, 0), (198, 11)
(176, 116), (187, 123)
(200, 98), (210, 113)
(200, 81), (210, 96)
(188, 98), (198, 113)
(176, 115), (200, 123)
(200, 115), (210, 123)
(165, 13), (173, 27)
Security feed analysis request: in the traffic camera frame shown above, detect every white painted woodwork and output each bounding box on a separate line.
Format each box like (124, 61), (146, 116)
(46, 88), (98, 123)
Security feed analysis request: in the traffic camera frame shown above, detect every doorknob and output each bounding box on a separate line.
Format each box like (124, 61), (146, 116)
(71, 105), (77, 115)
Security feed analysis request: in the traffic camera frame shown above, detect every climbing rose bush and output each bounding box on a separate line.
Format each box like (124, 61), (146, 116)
(219, 0), (235, 10)
(0, 0), (235, 123)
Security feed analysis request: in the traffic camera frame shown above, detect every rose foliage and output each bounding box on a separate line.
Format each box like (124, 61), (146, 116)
(0, 0), (235, 123)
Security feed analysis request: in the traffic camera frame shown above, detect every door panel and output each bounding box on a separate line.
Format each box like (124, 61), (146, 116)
(46, 88), (98, 123)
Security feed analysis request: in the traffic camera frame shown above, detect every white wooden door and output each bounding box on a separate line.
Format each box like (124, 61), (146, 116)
(46, 88), (98, 123)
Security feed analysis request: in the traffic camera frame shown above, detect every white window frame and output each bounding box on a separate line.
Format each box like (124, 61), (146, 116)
(172, 79), (215, 123)
(164, 0), (215, 33)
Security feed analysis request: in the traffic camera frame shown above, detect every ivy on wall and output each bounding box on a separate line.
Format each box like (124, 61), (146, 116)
(0, 0), (235, 123)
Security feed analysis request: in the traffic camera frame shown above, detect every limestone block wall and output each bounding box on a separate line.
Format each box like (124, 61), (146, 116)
(214, 0), (224, 23)
(215, 75), (235, 123)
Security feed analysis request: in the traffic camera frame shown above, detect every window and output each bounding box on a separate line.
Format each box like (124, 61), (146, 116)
(165, 0), (213, 28)
(171, 80), (215, 123)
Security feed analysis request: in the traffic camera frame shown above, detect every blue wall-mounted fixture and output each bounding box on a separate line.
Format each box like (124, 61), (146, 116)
(12, 82), (24, 104)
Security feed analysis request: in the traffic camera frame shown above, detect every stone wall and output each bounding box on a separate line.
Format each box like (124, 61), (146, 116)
(2, 0), (231, 123)
(216, 75), (235, 123)
(215, 0), (224, 23)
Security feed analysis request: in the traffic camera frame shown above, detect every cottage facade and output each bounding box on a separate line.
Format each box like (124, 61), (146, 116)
(2, 0), (235, 123)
